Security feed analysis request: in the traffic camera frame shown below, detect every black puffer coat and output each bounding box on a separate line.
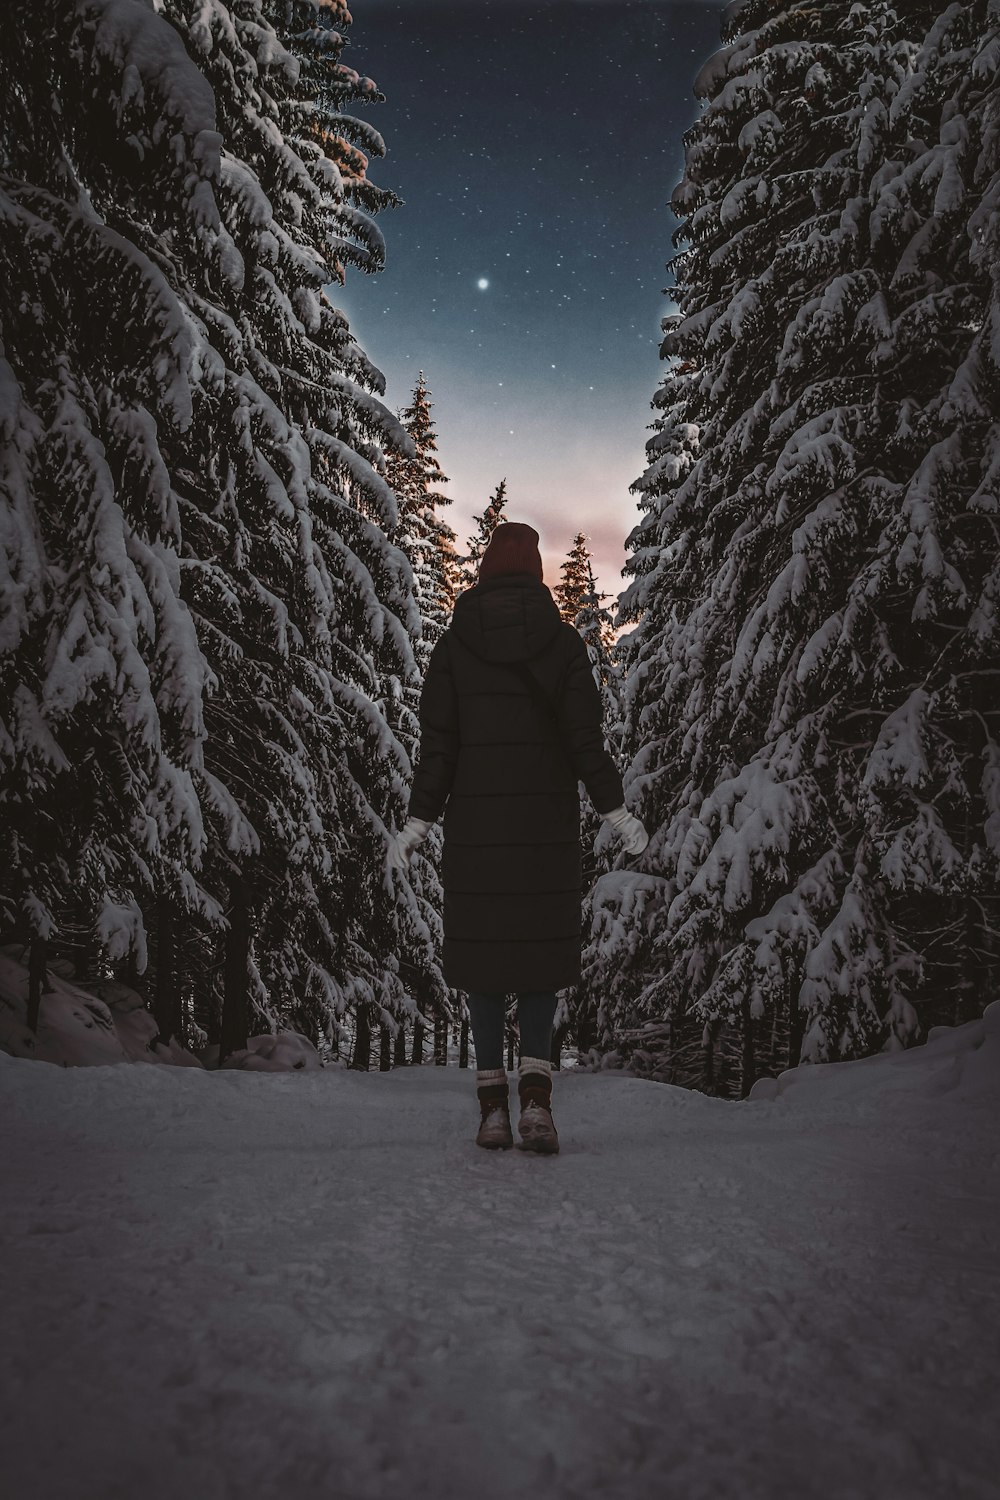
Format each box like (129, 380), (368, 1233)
(408, 574), (625, 992)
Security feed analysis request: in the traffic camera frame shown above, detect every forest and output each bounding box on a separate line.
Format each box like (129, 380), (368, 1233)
(3, 5), (999, 1498)
(1, 0), (998, 1097)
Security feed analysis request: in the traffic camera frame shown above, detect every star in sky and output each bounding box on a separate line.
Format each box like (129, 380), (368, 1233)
(336, 0), (727, 595)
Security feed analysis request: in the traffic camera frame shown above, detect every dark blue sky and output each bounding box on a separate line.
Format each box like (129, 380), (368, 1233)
(333, 0), (726, 596)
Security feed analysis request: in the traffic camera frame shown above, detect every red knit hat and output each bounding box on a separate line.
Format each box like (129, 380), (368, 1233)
(478, 522), (544, 582)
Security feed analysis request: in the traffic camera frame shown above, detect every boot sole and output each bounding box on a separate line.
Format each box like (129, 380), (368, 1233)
(516, 1129), (560, 1154)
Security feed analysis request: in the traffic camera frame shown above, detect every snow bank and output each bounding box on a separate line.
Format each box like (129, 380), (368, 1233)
(0, 947), (203, 1068)
(748, 998), (999, 1106)
(0, 947), (319, 1072)
(199, 1031), (322, 1071)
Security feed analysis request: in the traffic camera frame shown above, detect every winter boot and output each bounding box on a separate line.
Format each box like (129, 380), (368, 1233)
(475, 1068), (513, 1150)
(516, 1057), (559, 1154)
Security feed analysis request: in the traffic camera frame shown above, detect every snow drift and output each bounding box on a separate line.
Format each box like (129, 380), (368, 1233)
(0, 946), (320, 1072)
(1, 1000), (997, 1500)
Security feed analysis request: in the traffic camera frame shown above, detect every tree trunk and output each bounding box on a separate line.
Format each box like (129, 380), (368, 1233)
(458, 1011), (469, 1069)
(550, 1023), (565, 1071)
(352, 1004), (371, 1071)
(702, 1019), (718, 1095)
(739, 994), (755, 1099)
(27, 935), (49, 1033)
(574, 1001), (595, 1059)
(71, 892), (98, 984)
(769, 990), (782, 1080)
(434, 1012), (448, 1065)
(980, 897), (999, 1025)
(219, 879), (250, 1065)
(411, 1017), (424, 1065)
(379, 1026), (392, 1071)
(664, 1012), (675, 1084)
(787, 972), (803, 1071)
(153, 895), (182, 1047)
(956, 890), (981, 1027)
(394, 1023), (408, 1068)
(506, 1024), (515, 1072)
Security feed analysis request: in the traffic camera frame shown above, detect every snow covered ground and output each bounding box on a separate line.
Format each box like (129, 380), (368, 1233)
(2, 1010), (998, 1500)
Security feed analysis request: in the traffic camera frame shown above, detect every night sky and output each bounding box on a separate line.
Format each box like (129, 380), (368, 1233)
(333, 0), (726, 598)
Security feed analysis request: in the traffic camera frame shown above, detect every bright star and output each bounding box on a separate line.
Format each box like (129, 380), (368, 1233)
(477, 277), (489, 290)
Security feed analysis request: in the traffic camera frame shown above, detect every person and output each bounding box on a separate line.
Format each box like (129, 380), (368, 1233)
(387, 521), (648, 1152)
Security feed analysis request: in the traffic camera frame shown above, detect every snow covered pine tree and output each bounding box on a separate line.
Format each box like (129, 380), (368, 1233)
(461, 477), (510, 588)
(387, 373), (460, 664)
(554, 532), (594, 626)
(587, 0), (1000, 1095)
(383, 373), (460, 1065)
(0, 0), (444, 1061)
(555, 535), (626, 1060)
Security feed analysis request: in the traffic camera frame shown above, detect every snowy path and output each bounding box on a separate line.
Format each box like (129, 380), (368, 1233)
(2, 1015), (998, 1500)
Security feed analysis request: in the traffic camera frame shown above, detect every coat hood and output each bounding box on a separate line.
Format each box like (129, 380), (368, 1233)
(450, 574), (563, 664)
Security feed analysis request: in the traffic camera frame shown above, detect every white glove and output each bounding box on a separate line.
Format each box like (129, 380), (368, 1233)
(602, 805), (649, 856)
(387, 815), (432, 872)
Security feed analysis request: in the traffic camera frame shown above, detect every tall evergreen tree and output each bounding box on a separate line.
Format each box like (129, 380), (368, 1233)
(0, 0), (438, 1052)
(461, 478), (509, 587)
(569, 555), (625, 1059)
(555, 533), (593, 625)
(387, 373), (459, 663)
(578, 558), (622, 740)
(586, 0), (1000, 1093)
(382, 373), (458, 1061)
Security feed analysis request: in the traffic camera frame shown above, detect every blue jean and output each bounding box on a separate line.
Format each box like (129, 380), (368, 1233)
(467, 990), (557, 1071)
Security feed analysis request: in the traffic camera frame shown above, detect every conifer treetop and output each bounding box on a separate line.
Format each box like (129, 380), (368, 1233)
(385, 372), (459, 660)
(555, 532), (595, 625)
(462, 478), (509, 584)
